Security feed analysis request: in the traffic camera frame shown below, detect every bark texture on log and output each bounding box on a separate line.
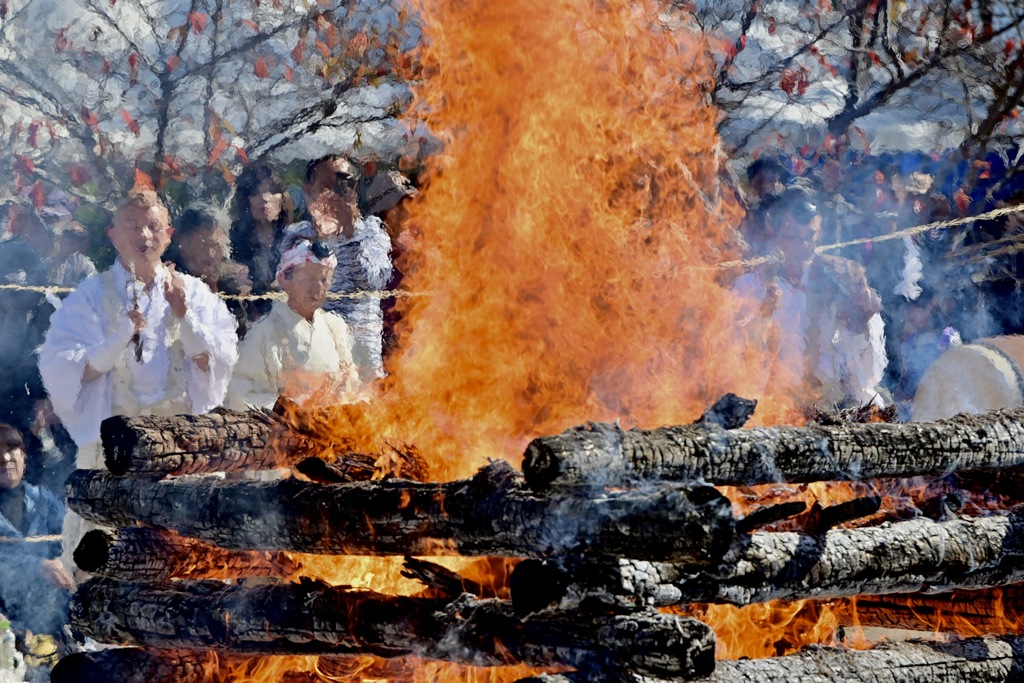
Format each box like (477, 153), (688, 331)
(73, 528), (298, 582)
(510, 511), (1024, 614)
(518, 634), (1024, 683)
(67, 461), (734, 564)
(70, 579), (715, 677)
(50, 648), (220, 683)
(101, 407), (316, 476)
(522, 409), (1024, 489)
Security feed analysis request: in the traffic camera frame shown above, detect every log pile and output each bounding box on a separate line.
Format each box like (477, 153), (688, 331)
(52, 402), (1024, 682)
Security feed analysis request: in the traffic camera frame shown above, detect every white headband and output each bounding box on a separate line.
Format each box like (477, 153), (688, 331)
(277, 239), (338, 279)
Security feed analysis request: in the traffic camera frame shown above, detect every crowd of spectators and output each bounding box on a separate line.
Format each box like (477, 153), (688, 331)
(2, 144), (1024, 677)
(734, 148), (1019, 416)
(0, 156), (405, 673)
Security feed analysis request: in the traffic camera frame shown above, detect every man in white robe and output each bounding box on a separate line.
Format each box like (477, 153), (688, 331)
(227, 238), (360, 410)
(732, 183), (887, 410)
(37, 189), (238, 568)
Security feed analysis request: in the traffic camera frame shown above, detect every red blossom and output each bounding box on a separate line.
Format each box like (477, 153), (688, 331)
(253, 56), (270, 78)
(134, 168), (155, 190)
(68, 165), (90, 187)
(120, 108), (141, 136)
(15, 155), (35, 174)
(208, 137), (229, 166)
(29, 180), (46, 209)
(189, 12), (209, 34)
(953, 188), (971, 213)
(26, 121), (40, 148)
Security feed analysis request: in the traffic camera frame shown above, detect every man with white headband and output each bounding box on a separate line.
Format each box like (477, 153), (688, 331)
(227, 237), (361, 410)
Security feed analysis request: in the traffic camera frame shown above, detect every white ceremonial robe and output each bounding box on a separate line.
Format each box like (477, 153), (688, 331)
(37, 260), (238, 576)
(283, 217), (393, 381)
(732, 268), (887, 408)
(227, 299), (361, 411)
(38, 260), (239, 457)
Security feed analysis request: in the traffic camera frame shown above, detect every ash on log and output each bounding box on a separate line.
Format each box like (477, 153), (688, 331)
(73, 528), (298, 582)
(517, 633), (1024, 682)
(67, 461), (734, 564)
(510, 509), (1024, 615)
(70, 578), (715, 678)
(522, 408), (1024, 489)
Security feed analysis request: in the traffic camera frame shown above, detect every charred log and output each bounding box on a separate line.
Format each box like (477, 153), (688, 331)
(734, 501), (807, 534)
(517, 633), (1024, 682)
(400, 556), (489, 599)
(523, 409), (1024, 489)
(510, 510), (1024, 615)
(67, 461), (733, 564)
(798, 495), (882, 534)
(70, 579), (715, 677)
(73, 528), (298, 582)
(50, 648), (221, 683)
(693, 393), (757, 429)
(100, 408), (315, 476)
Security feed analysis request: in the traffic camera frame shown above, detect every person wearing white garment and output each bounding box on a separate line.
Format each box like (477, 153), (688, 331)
(227, 237), (361, 411)
(732, 182), (888, 410)
(37, 189), (238, 572)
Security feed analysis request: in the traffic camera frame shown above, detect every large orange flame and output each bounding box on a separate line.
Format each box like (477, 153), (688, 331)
(334, 0), (797, 482)
(240, 1), (836, 679)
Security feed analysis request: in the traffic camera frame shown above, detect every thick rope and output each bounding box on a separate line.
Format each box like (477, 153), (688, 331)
(2, 202), (1024, 296)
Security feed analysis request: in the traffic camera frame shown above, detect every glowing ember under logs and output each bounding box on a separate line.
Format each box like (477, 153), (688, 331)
(69, 580), (715, 677)
(839, 587), (1024, 635)
(510, 509), (1024, 615)
(523, 408), (1024, 489)
(67, 461), (735, 563)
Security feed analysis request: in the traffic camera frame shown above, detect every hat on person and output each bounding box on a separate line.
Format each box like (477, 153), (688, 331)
(276, 237), (337, 279)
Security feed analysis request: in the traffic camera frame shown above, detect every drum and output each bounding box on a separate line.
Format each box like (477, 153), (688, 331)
(911, 335), (1024, 422)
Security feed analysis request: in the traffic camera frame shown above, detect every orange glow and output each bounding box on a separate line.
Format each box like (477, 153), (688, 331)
(278, 0), (815, 674)
(317, 0), (797, 476)
(228, 0), (910, 677)
(681, 600), (847, 660)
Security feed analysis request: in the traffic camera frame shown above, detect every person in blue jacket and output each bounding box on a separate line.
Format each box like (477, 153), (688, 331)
(0, 423), (71, 636)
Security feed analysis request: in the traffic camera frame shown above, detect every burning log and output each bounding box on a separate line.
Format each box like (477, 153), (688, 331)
(50, 648), (222, 683)
(100, 407), (314, 476)
(70, 578), (715, 678)
(67, 461), (734, 564)
(509, 510), (1024, 615)
(73, 528), (298, 582)
(517, 633), (1024, 682)
(101, 407), (430, 480)
(839, 587), (1024, 634)
(522, 408), (1024, 489)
